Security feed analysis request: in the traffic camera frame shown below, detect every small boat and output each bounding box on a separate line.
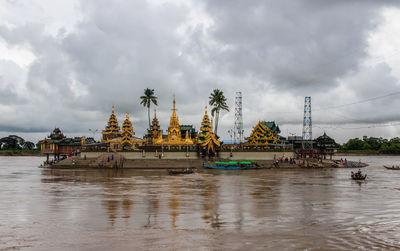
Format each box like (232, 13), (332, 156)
(203, 161), (259, 170)
(351, 172), (367, 180)
(384, 165), (400, 170)
(167, 168), (194, 175)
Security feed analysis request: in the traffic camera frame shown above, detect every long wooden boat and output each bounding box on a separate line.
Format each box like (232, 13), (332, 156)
(203, 161), (259, 170)
(167, 168), (194, 175)
(384, 165), (400, 170)
(351, 173), (367, 180)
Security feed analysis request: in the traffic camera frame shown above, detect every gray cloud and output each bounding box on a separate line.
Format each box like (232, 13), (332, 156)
(0, 0), (399, 144)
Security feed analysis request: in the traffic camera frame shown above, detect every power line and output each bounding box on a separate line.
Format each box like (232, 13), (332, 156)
(313, 121), (400, 130)
(314, 90), (400, 111)
(265, 89), (400, 114)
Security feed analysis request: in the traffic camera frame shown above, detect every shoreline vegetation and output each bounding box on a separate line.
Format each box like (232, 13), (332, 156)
(340, 136), (400, 154)
(337, 150), (400, 156)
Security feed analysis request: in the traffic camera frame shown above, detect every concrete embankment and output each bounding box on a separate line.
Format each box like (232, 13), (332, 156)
(48, 151), (367, 169)
(50, 156), (278, 169)
(46, 151), (293, 169)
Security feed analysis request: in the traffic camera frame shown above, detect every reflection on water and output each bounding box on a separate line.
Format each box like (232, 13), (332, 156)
(1, 156), (400, 250)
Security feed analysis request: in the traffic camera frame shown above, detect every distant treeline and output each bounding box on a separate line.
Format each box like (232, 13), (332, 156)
(0, 135), (37, 150)
(341, 136), (400, 154)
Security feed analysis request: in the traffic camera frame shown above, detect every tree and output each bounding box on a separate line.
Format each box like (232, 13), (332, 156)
(22, 141), (35, 150)
(209, 89), (229, 136)
(342, 138), (368, 150)
(0, 135), (25, 150)
(140, 88), (158, 130)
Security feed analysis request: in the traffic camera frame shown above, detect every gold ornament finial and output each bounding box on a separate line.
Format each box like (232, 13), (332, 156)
(173, 94), (176, 110)
(154, 109), (157, 119)
(112, 105), (114, 113)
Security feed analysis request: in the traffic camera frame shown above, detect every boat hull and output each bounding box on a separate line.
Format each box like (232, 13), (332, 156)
(384, 165), (400, 170)
(203, 163), (259, 170)
(351, 174), (367, 180)
(167, 169), (194, 175)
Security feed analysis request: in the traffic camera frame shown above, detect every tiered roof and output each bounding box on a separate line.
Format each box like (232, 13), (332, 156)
(199, 106), (212, 133)
(121, 112), (135, 146)
(49, 128), (66, 141)
(151, 109), (160, 132)
(315, 132), (339, 150)
(102, 105), (121, 140)
(245, 121), (283, 145)
(198, 106), (220, 153)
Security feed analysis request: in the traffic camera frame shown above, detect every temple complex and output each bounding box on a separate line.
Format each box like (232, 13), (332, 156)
(197, 106), (221, 154)
(101, 106), (144, 150)
(245, 121), (285, 146)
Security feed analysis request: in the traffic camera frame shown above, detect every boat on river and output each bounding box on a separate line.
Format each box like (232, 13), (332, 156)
(167, 168), (194, 175)
(203, 161), (259, 170)
(351, 172), (367, 180)
(384, 165), (400, 170)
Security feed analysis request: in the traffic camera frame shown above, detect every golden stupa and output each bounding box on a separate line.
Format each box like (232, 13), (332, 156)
(101, 106), (144, 150)
(153, 95), (194, 145)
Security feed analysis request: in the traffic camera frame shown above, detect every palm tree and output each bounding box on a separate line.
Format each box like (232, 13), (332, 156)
(209, 89), (229, 136)
(140, 88), (158, 129)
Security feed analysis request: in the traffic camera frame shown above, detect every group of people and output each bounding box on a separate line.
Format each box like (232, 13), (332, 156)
(351, 169), (364, 179)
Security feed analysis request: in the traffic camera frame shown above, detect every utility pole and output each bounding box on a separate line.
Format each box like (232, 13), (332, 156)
(228, 129), (233, 155)
(234, 92), (243, 145)
(302, 97), (312, 140)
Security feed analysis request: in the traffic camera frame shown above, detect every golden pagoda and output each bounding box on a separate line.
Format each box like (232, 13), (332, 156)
(121, 112), (135, 149)
(102, 106), (144, 150)
(153, 96), (194, 145)
(102, 105), (120, 141)
(150, 109), (162, 144)
(197, 106), (220, 153)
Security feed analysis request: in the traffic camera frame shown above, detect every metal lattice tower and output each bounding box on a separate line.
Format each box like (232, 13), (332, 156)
(234, 92), (243, 143)
(302, 96), (312, 140)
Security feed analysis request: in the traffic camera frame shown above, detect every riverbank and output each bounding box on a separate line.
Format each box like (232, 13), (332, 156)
(337, 152), (400, 156)
(45, 155), (367, 169)
(0, 150), (41, 156)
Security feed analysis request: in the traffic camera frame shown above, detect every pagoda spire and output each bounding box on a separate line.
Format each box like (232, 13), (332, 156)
(172, 94), (177, 119)
(169, 95), (180, 129)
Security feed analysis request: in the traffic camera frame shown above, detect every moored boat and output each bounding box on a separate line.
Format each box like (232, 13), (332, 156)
(203, 161), (259, 170)
(384, 165), (400, 170)
(167, 168), (194, 175)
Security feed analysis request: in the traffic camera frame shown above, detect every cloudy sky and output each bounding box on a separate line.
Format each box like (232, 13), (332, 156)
(1, 0), (400, 144)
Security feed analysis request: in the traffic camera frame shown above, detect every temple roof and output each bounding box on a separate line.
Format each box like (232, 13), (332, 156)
(49, 128), (66, 140)
(315, 132), (339, 149)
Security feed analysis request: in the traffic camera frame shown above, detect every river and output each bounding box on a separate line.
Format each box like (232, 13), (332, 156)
(0, 156), (399, 250)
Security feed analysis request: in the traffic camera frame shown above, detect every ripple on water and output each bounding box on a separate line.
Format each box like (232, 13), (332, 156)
(1, 156), (400, 250)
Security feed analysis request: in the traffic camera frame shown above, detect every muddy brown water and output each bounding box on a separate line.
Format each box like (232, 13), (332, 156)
(1, 156), (400, 250)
